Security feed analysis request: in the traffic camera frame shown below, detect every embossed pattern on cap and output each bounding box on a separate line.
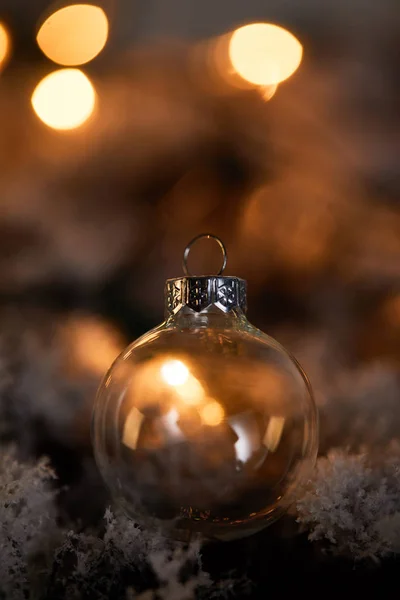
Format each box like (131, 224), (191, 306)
(165, 276), (247, 316)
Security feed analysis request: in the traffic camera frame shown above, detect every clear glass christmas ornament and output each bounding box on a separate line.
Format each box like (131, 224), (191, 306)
(92, 234), (318, 541)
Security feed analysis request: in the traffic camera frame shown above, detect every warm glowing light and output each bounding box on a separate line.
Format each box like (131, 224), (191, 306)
(37, 4), (108, 66)
(67, 317), (123, 375)
(161, 360), (189, 387)
(206, 35), (254, 90)
(31, 68), (96, 131)
(229, 23), (303, 86)
(0, 23), (10, 67)
(200, 400), (225, 427)
(175, 375), (205, 405)
(263, 416), (285, 452)
(122, 407), (145, 450)
(260, 83), (278, 101)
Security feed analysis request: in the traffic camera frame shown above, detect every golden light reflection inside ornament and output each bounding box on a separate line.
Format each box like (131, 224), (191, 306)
(0, 23), (10, 68)
(31, 68), (96, 131)
(200, 400), (225, 427)
(228, 23), (303, 86)
(161, 359), (189, 386)
(37, 4), (109, 66)
(263, 416), (285, 452)
(123, 358), (206, 448)
(122, 406), (144, 451)
(175, 374), (205, 405)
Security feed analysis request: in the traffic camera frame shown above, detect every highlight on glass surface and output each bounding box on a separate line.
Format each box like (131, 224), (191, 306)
(31, 68), (96, 131)
(161, 360), (189, 387)
(92, 234), (318, 541)
(228, 23), (303, 86)
(0, 22), (10, 69)
(36, 3), (109, 66)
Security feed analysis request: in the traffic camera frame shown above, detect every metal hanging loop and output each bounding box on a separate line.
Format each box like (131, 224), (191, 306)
(182, 233), (227, 276)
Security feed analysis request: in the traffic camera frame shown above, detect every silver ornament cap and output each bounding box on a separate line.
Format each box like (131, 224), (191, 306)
(165, 234), (247, 316)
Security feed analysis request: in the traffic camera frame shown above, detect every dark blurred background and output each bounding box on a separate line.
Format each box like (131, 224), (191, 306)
(0, 0), (399, 516)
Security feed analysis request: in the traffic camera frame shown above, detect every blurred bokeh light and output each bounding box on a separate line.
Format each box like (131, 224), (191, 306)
(229, 23), (303, 86)
(200, 399), (225, 426)
(66, 316), (124, 376)
(0, 22), (10, 68)
(160, 359), (189, 386)
(260, 83), (278, 101)
(31, 68), (96, 130)
(36, 3), (109, 66)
